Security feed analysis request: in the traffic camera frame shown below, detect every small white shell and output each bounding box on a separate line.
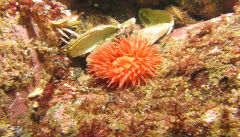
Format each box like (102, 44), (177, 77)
(28, 87), (44, 98)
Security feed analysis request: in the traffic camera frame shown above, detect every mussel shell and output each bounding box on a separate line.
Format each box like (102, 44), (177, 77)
(68, 25), (120, 57)
(138, 8), (174, 44)
(139, 8), (174, 27)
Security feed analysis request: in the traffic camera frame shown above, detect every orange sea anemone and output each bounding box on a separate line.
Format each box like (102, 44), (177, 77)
(86, 35), (161, 89)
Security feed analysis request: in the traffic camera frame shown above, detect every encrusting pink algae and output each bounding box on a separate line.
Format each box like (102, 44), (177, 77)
(0, 0), (240, 136)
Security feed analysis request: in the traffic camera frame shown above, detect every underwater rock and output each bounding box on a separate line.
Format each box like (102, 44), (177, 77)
(174, 0), (237, 19)
(1, 0), (240, 136)
(165, 5), (197, 27)
(135, 0), (169, 7)
(157, 13), (240, 136)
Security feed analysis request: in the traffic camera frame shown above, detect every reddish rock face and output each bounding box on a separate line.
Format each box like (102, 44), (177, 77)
(9, 92), (28, 120)
(1, 0), (240, 136)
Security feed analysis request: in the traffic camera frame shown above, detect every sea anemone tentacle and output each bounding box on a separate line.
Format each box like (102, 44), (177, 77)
(87, 35), (161, 89)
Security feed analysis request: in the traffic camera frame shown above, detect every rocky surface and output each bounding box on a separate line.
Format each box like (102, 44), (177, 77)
(0, 0), (239, 137)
